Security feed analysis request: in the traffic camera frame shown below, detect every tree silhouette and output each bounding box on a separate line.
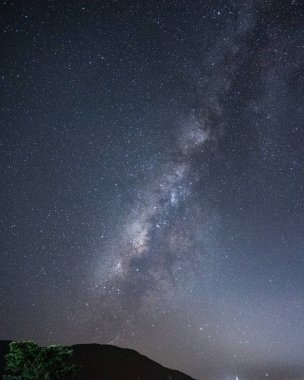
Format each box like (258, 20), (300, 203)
(4, 341), (77, 380)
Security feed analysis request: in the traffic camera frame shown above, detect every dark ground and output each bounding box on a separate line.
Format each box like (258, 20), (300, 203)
(0, 340), (195, 380)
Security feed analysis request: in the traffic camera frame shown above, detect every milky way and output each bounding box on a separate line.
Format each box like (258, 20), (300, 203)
(1, 1), (304, 379)
(94, 116), (209, 288)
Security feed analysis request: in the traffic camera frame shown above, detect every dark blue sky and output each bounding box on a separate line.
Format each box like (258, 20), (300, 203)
(1, 1), (304, 379)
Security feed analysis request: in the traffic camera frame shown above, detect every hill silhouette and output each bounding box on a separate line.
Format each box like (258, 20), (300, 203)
(0, 340), (195, 380)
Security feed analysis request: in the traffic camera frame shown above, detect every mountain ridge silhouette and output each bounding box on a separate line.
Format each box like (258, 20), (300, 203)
(0, 340), (195, 380)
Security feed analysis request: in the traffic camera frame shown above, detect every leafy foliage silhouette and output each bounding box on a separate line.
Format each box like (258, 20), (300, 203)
(4, 341), (77, 380)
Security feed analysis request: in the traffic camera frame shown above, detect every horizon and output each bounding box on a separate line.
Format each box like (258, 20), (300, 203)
(1, 340), (304, 380)
(1, 1), (304, 379)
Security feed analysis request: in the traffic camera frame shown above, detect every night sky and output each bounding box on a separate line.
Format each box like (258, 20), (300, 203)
(1, 1), (304, 379)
